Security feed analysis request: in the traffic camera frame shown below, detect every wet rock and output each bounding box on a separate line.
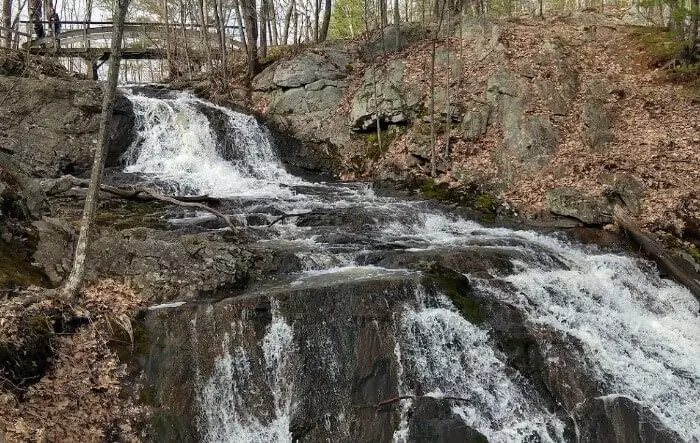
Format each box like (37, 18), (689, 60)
(142, 274), (421, 441)
(546, 187), (612, 225)
(408, 397), (488, 443)
(0, 76), (134, 177)
(350, 61), (422, 131)
(574, 396), (683, 443)
(87, 227), (253, 301)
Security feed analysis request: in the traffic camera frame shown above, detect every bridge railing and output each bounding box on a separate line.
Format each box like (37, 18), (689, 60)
(17, 20), (243, 55)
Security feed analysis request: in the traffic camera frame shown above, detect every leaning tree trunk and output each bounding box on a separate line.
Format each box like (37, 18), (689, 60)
(61, 0), (131, 301)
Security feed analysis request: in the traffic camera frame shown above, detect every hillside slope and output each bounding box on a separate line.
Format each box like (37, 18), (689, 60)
(252, 11), (699, 261)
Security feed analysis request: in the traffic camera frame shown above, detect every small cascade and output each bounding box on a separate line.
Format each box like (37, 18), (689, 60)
(199, 306), (295, 443)
(122, 90), (299, 199)
(397, 289), (567, 442)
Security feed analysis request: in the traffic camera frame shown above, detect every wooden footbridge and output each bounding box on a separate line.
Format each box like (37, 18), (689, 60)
(1, 21), (242, 78)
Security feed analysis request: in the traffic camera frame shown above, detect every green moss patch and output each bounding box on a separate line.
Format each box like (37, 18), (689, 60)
(419, 179), (499, 223)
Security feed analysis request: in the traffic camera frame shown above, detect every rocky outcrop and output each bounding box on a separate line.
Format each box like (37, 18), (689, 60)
(350, 61), (422, 131)
(252, 48), (354, 173)
(87, 227), (253, 301)
(546, 187), (613, 225)
(582, 79), (616, 150)
(0, 76), (135, 177)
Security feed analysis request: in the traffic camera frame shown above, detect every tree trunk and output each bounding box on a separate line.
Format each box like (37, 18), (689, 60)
(241, 0), (259, 77)
(213, 0), (227, 79)
(282, 0), (294, 44)
(61, 0), (131, 301)
(259, 0), (268, 58)
(318, 0), (331, 41)
(393, 0), (399, 47)
(233, 0), (247, 53)
(379, 0), (387, 26)
(313, 0), (320, 41)
(690, 0), (699, 54)
(2, 0), (11, 47)
(270, 0), (279, 45)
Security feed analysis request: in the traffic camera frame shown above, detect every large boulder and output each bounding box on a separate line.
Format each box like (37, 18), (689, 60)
(87, 227), (253, 301)
(546, 187), (613, 225)
(350, 61), (422, 131)
(0, 76), (135, 177)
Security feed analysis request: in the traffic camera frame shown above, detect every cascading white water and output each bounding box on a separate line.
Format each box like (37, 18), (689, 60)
(199, 306), (295, 443)
(122, 91), (300, 199)
(397, 289), (568, 442)
(125, 91), (700, 442)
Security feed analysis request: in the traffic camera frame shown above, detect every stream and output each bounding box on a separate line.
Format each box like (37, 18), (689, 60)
(122, 89), (700, 443)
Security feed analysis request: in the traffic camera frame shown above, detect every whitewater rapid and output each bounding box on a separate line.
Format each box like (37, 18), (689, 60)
(123, 90), (700, 442)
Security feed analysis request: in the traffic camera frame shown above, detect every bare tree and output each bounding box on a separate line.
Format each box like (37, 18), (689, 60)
(260, 0), (268, 57)
(319, 0), (330, 41)
(62, 0), (132, 300)
(241, 0), (259, 76)
(2, 0), (11, 47)
(282, 0), (294, 43)
(690, 0), (699, 54)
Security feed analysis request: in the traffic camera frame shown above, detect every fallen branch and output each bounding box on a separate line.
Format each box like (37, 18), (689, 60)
(45, 175), (221, 205)
(374, 395), (471, 408)
(614, 206), (700, 301)
(46, 175), (235, 231)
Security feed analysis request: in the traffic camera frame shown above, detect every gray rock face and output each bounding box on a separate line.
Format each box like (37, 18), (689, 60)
(87, 227), (253, 301)
(613, 173), (645, 214)
(252, 50), (353, 174)
(582, 80), (615, 150)
(461, 105), (491, 140)
(546, 187), (613, 225)
(272, 51), (350, 89)
(350, 61), (422, 131)
(0, 76), (135, 177)
(487, 71), (561, 177)
(31, 216), (75, 284)
(361, 22), (428, 60)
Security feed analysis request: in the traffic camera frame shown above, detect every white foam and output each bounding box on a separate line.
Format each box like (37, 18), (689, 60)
(398, 291), (567, 442)
(123, 91), (300, 199)
(199, 308), (295, 443)
(480, 247), (700, 441)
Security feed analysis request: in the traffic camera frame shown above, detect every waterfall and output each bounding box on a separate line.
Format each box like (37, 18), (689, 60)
(199, 306), (295, 443)
(125, 91), (700, 442)
(397, 289), (567, 442)
(121, 90), (300, 199)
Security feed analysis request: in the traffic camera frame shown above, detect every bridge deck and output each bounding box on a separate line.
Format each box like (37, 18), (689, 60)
(16, 22), (241, 60)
